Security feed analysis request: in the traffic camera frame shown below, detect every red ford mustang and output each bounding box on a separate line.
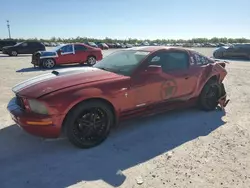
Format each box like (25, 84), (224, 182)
(8, 46), (229, 148)
(31, 43), (103, 69)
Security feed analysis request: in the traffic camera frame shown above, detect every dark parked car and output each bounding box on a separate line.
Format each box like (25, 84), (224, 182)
(0, 40), (17, 51)
(97, 43), (109, 50)
(106, 43), (115, 48)
(114, 43), (122, 48)
(85, 42), (98, 48)
(2, 41), (46, 56)
(213, 44), (250, 59)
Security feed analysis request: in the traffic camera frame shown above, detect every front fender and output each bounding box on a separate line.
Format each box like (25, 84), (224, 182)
(40, 86), (118, 115)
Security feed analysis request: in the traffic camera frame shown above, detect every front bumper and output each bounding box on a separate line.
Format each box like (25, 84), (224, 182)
(31, 53), (42, 67)
(31, 60), (41, 66)
(2, 49), (8, 54)
(7, 97), (64, 138)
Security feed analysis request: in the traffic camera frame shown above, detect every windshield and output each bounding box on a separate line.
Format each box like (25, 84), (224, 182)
(14, 42), (22, 46)
(93, 50), (150, 76)
(51, 45), (65, 51)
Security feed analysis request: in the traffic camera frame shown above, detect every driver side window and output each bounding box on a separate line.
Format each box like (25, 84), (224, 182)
(149, 51), (189, 72)
(21, 43), (28, 47)
(61, 45), (73, 53)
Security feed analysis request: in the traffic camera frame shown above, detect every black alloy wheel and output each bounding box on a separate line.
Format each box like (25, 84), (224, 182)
(199, 81), (220, 111)
(64, 101), (113, 148)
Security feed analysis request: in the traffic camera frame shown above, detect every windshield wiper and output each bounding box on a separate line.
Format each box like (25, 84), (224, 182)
(97, 67), (125, 76)
(97, 67), (111, 72)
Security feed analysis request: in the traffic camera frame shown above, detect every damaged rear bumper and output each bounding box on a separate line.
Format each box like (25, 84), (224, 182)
(218, 94), (230, 110)
(217, 83), (229, 110)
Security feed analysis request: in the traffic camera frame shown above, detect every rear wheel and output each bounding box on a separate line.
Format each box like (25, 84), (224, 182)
(199, 80), (220, 111)
(86, 56), (96, 66)
(43, 59), (55, 69)
(64, 101), (114, 148)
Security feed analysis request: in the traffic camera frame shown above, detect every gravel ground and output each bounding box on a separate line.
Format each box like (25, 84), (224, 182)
(0, 48), (250, 188)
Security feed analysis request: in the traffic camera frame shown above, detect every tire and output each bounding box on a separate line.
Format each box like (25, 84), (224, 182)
(86, 56), (96, 66)
(64, 100), (114, 149)
(213, 51), (223, 59)
(43, 58), (56, 69)
(199, 80), (221, 111)
(10, 51), (18, 56)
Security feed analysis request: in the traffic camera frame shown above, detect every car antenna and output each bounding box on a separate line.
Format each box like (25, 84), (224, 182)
(51, 70), (59, 76)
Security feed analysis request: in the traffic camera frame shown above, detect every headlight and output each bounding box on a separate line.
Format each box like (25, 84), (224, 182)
(28, 99), (48, 115)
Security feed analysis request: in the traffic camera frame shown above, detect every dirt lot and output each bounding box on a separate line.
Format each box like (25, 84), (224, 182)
(0, 48), (250, 188)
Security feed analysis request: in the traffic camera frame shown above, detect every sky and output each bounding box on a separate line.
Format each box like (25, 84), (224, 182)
(0, 0), (250, 40)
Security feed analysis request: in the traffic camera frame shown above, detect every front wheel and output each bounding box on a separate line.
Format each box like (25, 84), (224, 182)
(43, 59), (56, 69)
(64, 101), (114, 149)
(86, 56), (96, 66)
(213, 51), (223, 59)
(9, 51), (18, 56)
(199, 80), (221, 111)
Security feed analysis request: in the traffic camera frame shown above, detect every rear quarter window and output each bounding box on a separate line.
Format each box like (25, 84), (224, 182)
(192, 52), (212, 65)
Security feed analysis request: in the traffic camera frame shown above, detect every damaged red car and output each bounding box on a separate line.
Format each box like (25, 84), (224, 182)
(31, 43), (103, 68)
(8, 46), (229, 148)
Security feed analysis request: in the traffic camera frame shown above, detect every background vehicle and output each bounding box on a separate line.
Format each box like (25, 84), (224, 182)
(31, 43), (103, 68)
(114, 43), (122, 48)
(85, 42), (98, 48)
(125, 43), (133, 48)
(97, 43), (109, 50)
(106, 43), (116, 48)
(213, 43), (250, 59)
(2, 41), (45, 56)
(8, 46), (228, 148)
(0, 40), (17, 51)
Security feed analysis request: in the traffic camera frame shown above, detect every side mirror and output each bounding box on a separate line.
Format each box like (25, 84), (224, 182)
(145, 65), (162, 74)
(58, 49), (63, 54)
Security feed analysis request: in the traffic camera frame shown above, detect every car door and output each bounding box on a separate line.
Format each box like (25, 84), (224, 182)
(130, 50), (197, 108)
(237, 44), (250, 58)
(224, 45), (242, 58)
(73, 44), (88, 62)
(18, 42), (29, 54)
(30, 42), (44, 53)
(56, 44), (75, 64)
(243, 44), (250, 58)
(28, 42), (40, 54)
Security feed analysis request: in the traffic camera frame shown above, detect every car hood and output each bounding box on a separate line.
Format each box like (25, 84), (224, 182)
(12, 67), (124, 98)
(215, 46), (230, 51)
(2, 45), (13, 49)
(36, 50), (58, 58)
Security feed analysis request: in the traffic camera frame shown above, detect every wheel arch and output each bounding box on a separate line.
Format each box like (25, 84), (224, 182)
(41, 57), (56, 62)
(61, 97), (118, 132)
(197, 74), (220, 96)
(87, 54), (97, 59)
(208, 75), (219, 83)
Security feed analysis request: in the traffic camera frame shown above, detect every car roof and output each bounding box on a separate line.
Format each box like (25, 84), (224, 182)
(124, 46), (191, 53)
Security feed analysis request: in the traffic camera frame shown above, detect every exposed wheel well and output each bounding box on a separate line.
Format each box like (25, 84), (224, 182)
(87, 55), (96, 59)
(198, 75), (219, 96)
(208, 75), (219, 83)
(61, 98), (117, 132)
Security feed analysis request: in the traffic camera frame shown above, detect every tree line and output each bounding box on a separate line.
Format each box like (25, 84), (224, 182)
(1, 37), (250, 44)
